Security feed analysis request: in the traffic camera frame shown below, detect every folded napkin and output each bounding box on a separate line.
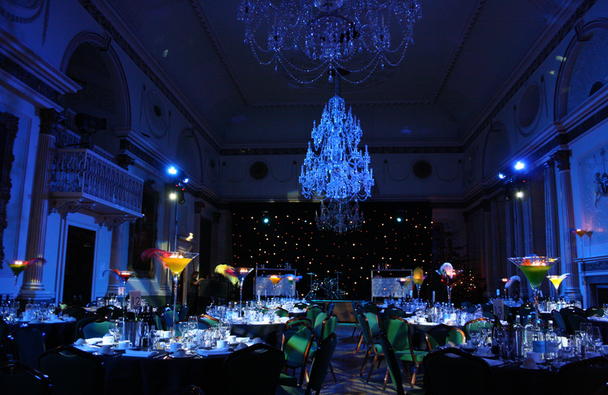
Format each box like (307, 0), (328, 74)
(196, 349), (231, 357)
(73, 344), (98, 353)
(482, 358), (504, 367)
(123, 350), (156, 358)
(85, 337), (103, 345)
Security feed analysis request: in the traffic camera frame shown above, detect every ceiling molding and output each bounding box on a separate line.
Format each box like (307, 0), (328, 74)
(220, 145), (463, 156)
(189, 0), (249, 105)
(432, 0), (488, 103)
(79, 0), (221, 151)
(462, 0), (597, 148)
(249, 99), (433, 108)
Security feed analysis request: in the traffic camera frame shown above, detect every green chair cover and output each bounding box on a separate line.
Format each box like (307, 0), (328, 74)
(81, 321), (115, 339)
(464, 318), (493, 337)
(313, 312), (328, 339)
(306, 306), (323, 324)
(276, 308), (289, 318)
(284, 326), (313, 369)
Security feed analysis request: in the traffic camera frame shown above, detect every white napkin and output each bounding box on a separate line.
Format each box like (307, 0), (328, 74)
(85, 337), (103, 345)
(482, 358), (504, 367)
(196, 349), (231, 357)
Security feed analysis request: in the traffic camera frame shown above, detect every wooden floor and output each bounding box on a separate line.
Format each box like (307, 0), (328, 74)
(318, 325), (423, 394)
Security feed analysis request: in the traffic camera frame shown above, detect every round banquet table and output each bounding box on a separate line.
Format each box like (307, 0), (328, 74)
(230, 322), (285, 348)
(102, 353), (228, 395)
(9, 319), (77, 349)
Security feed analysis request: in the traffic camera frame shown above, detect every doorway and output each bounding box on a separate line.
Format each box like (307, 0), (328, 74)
(63, 225), (96, 305)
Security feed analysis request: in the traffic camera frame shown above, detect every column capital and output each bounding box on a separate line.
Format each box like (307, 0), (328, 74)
(552, 150), (572, 171)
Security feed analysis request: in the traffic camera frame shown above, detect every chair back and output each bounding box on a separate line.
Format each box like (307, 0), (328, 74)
(223, 343), (284, 395)
(362, 303), (379, 314)
(15, 326), (46, 368)
(364, 312), (381, 337)
(426, 324), (453, 348)
(275, 307), (289, 318)
(446, 328), (466, 346)
(464, 318), (492, 337)
(306, 333), (338, 395)
(557, 356), (608, 395)
(313, 312), (328, 339)
(385, 318), (411, 352)
(321, 315), (337, 341)
(82, 320), (114, 339)
(379, 332), (405, 395)
(585, 306), (604, 318)
(306, 306), (323, 323)
(423, 348), (491, 394)
(0, 361), (51, 395)
(355, 312), (375, 349)
(564, 313), (588, 335)
(162, 309), (174, 330)
(551, 310), (568, 335)
(39, 346), (104, 395)
(62, 306), (86, 321)
(283, 326), (314, 369)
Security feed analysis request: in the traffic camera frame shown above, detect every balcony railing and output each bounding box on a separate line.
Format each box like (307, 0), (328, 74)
(50, 148), (143, 217)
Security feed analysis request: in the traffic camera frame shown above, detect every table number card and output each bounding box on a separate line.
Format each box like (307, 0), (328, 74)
(129, 290), (142, 308)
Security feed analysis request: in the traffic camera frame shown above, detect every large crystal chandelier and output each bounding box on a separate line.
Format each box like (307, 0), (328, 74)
(316, 199), (363, 233)
(237, 0), (423, 84)
(299, 94), (374, 201)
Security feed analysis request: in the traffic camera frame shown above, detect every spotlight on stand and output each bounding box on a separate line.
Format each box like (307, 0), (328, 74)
(498, 172), (507, 180)
(515, 190), (525, 199)
(182, 177), (190, 184)
(167, 165), (179, 176)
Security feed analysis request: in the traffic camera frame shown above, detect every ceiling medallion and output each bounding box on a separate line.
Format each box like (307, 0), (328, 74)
(237, 0), (423, 84)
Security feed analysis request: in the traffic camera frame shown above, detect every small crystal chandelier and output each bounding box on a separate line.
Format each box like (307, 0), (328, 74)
(316, 199), (363, 233)
(237, 0), (423, 84)
(299, 94), (374, 201)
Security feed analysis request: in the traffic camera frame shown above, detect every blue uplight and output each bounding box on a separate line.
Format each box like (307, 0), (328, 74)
(513, 161), (526, 171)
(167, 165), (178, 176)
(182, 178), (190, 184)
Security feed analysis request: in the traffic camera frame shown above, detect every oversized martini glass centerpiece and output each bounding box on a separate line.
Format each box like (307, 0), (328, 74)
(155, 251), (198, 334)
(508, 255), (558, 310)
(9, 260), (29, 285)
(547, 273), (569, 299)
(235, 267), (253, 315)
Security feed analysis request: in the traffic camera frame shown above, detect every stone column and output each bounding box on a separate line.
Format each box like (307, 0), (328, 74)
(481, 200), (493, 295)
(20, 129), (55, 300)
(521, 185), (534, 255)
(544, 160), (560, 258)
(553, 150), (581, 301)
(107, 222), (127, 295)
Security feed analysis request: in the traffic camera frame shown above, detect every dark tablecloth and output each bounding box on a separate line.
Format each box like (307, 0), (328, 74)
(102, 354), (228, 395)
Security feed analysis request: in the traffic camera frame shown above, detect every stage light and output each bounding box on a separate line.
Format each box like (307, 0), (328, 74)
(513, 161), (526, 171)
(168, 191), (178, 201)
(396, 217), (403, 223)
(498, 172), (506, 180)
(167, 165), (178, 176)
(182, 177), (190, 184)
(262, 217), (270, 224)
(515, 190), (524, 199)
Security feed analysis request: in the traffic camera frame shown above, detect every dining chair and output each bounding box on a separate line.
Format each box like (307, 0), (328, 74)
(585, 306), (604, 318)
(283, 325), (314, 384)
(385, 317), (428, 386)
(427, 325), (466, 350)
(423, 347), (491, 394)
(0, 361), (52, 395)
(278, 334), (338, 395)
(81, 320), (115, 339)
(223, 343), (284, 395)
(556, 356), (608, 395)
(464, 317), (493, 338)
(551, 310), (568, 336)
(305, 306), (323, 324)
(275, 307), (290, 318)
(379, 332), (405, 395)
(39, 345), (105, 395)
(15, 326), (46, 369)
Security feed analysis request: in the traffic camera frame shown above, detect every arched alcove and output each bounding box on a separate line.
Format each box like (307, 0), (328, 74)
(176, 128), (204, 183)
(555, 19), (608, 120)
(61, 32), (131, 151)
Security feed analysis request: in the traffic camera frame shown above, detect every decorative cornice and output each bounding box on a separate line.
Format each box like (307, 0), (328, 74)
(78, 0), (220, 151)
(249, 99), (432, 108)
(432, 0), (488, 102)
(463, 0), (598, 148)
(0, 27), (80, 110)
(220, 145), (464, 156)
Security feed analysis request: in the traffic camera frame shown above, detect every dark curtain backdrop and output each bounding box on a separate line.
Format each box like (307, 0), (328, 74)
(231, 202), (432, 299)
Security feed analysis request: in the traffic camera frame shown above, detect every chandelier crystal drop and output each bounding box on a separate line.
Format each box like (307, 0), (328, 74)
(316, 199), (363, 233)
(299, 95), (374, 201)
(237, 0), (423, 84)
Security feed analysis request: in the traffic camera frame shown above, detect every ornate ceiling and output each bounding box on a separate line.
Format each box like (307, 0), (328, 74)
(105, 0), (581, 147)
